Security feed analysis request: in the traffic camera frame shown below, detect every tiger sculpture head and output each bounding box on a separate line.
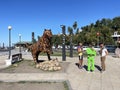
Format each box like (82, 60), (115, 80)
(43, 29), (52, 40)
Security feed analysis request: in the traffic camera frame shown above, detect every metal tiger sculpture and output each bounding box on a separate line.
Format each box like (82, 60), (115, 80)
(26, 29), (53, 63)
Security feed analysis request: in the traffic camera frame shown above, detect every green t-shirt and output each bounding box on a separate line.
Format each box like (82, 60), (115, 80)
(86, 48), (96, 56)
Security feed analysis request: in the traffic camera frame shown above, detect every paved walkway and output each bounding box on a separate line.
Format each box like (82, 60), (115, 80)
(0, 54), (120, 90)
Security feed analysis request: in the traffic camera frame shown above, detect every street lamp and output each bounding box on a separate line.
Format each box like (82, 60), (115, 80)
(60, 25), (66, 61)
(8, 25), (12, 59)
(19, 34), (21, 54)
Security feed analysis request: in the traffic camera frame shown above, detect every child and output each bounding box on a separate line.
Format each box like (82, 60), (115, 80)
(77, 43), (83, 69)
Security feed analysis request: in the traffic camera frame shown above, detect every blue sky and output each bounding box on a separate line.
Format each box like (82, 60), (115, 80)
(0, 0), (120, 46)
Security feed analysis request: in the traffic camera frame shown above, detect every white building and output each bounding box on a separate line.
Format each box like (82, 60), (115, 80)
(111, 31), (120, 41)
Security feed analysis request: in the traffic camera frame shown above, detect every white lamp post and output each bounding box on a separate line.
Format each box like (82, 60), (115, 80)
(8, 25), (12, 59)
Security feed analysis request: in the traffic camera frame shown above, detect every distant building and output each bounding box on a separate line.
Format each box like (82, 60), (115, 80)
(112, 31), (120, 41)
(14, 41), (32, 48)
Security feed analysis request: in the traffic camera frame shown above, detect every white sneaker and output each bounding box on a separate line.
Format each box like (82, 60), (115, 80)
(87, 71), (90, 73)
(101, 70), (105, 73)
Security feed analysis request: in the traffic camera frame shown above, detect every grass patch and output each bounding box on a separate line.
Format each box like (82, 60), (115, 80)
(2, 60), (24, 70)
(17, 81), (70, 90)
(1, 81), (70, 90)
(39, 50), (79, 57)
(63, 81), (70, 90)
(18, 81), (56, 84)
(0, 59), (69, 73)
(37, 49), (98, 57)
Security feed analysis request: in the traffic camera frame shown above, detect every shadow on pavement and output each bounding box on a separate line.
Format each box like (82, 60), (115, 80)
(82, 65), (101, 71)
(95, 65), (101, 71)
(83, 65), (87, 71)
(75, 63), (79, 68)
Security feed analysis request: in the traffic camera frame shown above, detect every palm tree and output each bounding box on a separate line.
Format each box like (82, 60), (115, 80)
(68, 27), (73, 35)
(73, 21), (77, 34)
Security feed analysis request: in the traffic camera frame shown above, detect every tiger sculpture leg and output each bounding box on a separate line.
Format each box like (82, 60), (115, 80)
(41, 43), (52, 60)
(26, 43), (39, 63)
(30, 43), (40, 63)
(47, 52), (52, 60)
